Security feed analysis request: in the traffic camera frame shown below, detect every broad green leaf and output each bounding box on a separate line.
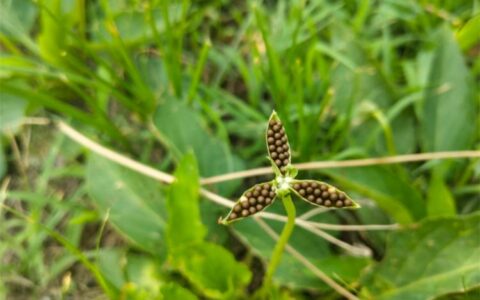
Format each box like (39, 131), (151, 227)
(233, 205), (370, 290)
(161, 282), (197, 300)
(0, 0), (38, 52)
(37, 0), (68, 67)
(427, 166), (456, 217)
(167, 154), (251, 298)
(167, 152), (206, 254)
(456, 15), (480, 51)
(422, 27), (476, 152)
(177, 243), (251, 299)
(0, 92), (27, 133)
(153, 99), (243, 194)
(325, 166), (425, 224)
(0, 140), (5, 179)
(98, 249), (165, 299)
(360, 213), (480, 300)
(86, 154), (166, 254)
(330, 24), (416, 155)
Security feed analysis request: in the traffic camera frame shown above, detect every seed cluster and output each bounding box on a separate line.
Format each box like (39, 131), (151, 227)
(227, 183), (276, 221)
(292, 181), (353, 208)
(267, 119), (290, 174)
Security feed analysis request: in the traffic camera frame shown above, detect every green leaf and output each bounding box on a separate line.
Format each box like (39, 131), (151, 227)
(86, 154), (167, 254)
(422, 27), (476, 152)
(97, 249), (165, 299)
(233, 209), (370, 290)
(427, 166), (456, 217)
(177, 243), (251, 299)
(161, 282), (198, 300)
(325, 166), (425, 224)
(0, 92), (27, 133)
(37, 0), (68, 67)
(456, 15), (480, 51)
(360, 213), (480, 300)
(0, 140), (5, 179)
(167, 153), (251, 298)
(153, 99), (243, 194)
(167, 152), (206, 254)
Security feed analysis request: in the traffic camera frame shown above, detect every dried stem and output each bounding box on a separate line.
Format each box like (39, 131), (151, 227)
(201, 151), (480, 184)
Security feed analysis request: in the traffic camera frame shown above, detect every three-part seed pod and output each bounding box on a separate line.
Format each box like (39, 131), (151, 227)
(219, 111), (359, 225)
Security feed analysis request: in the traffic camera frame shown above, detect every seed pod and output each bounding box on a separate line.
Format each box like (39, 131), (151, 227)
(218, 181), (277, 224)
(266, 112), (291, 175)
(289, 179), (359, 209)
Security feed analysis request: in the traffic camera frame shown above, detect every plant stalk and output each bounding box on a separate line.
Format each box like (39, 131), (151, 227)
(261, 193), (296, 295)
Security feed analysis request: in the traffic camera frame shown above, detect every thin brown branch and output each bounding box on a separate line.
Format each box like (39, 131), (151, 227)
(201, 151), (480, 184)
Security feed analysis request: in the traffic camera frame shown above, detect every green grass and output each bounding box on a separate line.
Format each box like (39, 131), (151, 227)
(1, 0), (479, 299)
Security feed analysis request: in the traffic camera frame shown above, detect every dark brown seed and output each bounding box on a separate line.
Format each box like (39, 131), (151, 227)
(265, 198), (272, 204)
(275, 140), (283, 146)
(301, 182), (308, 188)
(269, 191), (275, 197)
(320, 184), (328, 191)
(258, 196), (265, 203)
(229, 213), (237, 220)
(308, 195), (315, 201)
(276, 146), (284, 154)
(324, 200), (332, 206)
(279, 153), (285, 159)
(279, 128), (285, 134)
(242, 201), (250, 208)
(283, 159), (289, 165)
(336, 201), (343, 207)
(306, 187), (313, 193)
(338, 193), (345, 200)
(246, 192), (252, 197)
(344, 199), (352, 206)
(256, 204), (263, 210)
(249, 198), (256, 205)
(283, 144), (289, 150)
(281, 136), (287, 142)
(273, 124), (281, 131)
(271, 152), (278, 158)
(269, 145), (276, 151)
(268, 137), (274, 143)
(280, 166), (286, 173)
(253, 191), (259, 197)
(263, 183), (270, 189)
(311, 182), (318, 188)
(249, 207), (256, 214)
(294, 184), (300, 190)
(274, 133), (281, 139)
(255, 185), (262, 191)
(267, 129), (274, 136)
(275, 159), (282, 165)
(315, 198), (323, 204)
(234, 205), (241, 212)
(299, 189), (306, 196)
(330, 193), (338, 201)
(314, 189), (321, 196)
(261, 190), (268, 196)
(242, 210), (249, 217)
(322, 191), (329, 198)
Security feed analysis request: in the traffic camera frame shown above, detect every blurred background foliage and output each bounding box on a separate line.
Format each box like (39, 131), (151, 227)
(0, 0), (479, 299)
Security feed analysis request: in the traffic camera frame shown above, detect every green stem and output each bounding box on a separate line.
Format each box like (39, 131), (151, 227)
(262, 193), (296, 294)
